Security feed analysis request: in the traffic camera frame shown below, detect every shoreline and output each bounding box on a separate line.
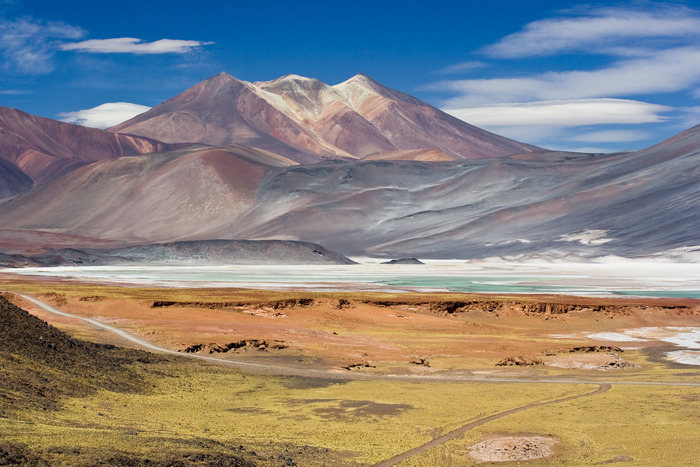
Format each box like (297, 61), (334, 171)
(2, 260), (700, 299)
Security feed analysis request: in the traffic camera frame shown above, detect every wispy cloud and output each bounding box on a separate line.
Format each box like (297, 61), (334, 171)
(430, 3), (700, 150)
(444, 99), (670, 127)
(567, 129), (650, 143)
(436, 61), (486, 75)
(60, 38), (213, 54)
(0, 89), (31, 95)
(437, 47), (700, 106)
(58, 102), (150, 129)
(482, 5), (700, 58)
(0, 17), (83, 75)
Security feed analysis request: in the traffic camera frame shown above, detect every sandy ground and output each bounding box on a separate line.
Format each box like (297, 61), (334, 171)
(3, 278), (699, 377)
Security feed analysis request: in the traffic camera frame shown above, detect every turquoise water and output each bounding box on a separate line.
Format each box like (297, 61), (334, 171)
(612, 290), (700, 299)
(382, 276), (590, 294)
(4, 264), (700, 299)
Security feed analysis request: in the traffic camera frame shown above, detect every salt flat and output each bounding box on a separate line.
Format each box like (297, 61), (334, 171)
(3, 259), (700, 298)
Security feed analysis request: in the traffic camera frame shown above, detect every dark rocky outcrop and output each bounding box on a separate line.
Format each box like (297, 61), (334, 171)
(381, 258), (424, 264)
(0, 240), (355, 267)
(496, 356), (544, 366)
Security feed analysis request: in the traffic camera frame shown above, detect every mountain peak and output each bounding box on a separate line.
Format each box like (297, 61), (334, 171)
(201, 71), (247, 88)
(256, 74), (326, 93)
(347, 72), (377, 85)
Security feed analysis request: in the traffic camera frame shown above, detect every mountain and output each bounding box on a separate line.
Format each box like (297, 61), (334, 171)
(1, 125), (698, 259)
(109, 72), (538, 162)
(0, 72), (697, 260)
(225, 124), (700, 258)
(0, 106), (176, 198)
(0, 145), (295, 243)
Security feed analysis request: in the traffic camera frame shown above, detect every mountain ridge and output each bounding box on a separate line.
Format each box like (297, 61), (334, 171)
(0, 106), (177, 198)
(108, 72), (539, 162)
(0, 73), (697, 260)
(2, 123), (697, 259)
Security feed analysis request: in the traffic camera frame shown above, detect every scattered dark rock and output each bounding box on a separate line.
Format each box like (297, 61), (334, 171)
(410, 358), (430, 367)
(179, 340), (288, 354)
(343, 362), (376, 370)
(78, 296), (104, 302)
(381, 258), (424, 265)
(152, 298), (316, 310)
(331, 299), (352, 309)
(570, 346), (623, 353)
(497, 356), (544, 366)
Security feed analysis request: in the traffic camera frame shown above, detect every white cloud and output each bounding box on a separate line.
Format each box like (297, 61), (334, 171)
(60, 38), (213, 54)
(482, 6), (700, 58)
(567, 130), (649, 143)
(436, 61), (486, 74)
(676, 106), (700, 129)
(58, 102), (150, 129)
(0, 89), (31, 95)
(444, 99), (670, 127)
(437, 47), (700, 106)
(0, 17), (84, 75)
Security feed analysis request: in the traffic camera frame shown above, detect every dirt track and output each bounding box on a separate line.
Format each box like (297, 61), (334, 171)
(13, 293), (700, 464)
(373, 383), (612, 466)
(16, 293), (700, 387)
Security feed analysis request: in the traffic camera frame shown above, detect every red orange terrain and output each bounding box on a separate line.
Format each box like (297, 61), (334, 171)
(5, 280), (699, 379)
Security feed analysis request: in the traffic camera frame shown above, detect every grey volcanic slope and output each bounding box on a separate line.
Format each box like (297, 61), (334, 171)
(0, 106), (174, 197)
(2, 240), (355, 266)
(101, 239), (356, 265)
(1, 125), (698, 260)
(0, 157), (32, 200)
(109, 72), (538, 162)
(223, 125), (700, 258)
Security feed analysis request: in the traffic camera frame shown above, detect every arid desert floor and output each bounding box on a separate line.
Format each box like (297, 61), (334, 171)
(1, 273), (699, 465)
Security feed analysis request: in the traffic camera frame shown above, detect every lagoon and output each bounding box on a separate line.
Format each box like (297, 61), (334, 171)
(3, 259), (700, 299)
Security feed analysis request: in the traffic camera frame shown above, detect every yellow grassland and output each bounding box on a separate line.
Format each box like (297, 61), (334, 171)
(1, 280), (699, 465)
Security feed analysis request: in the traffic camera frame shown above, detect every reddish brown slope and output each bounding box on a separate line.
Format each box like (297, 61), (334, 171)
(0, 145), (295, 243)
(331, 74), (540, 159)
(0, 106), (173, 197)
(109, 72), (539, 162)
(109, 73), (331, 164)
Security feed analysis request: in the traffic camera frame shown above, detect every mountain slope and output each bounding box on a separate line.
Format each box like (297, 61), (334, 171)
(109, 72), (538, 162)
(108, 73), (335, 164)
(1, 125), (698, 259)
(224, 128), (699, 258)
(0, 106), (174, 197)
(0, 145), (295, 243)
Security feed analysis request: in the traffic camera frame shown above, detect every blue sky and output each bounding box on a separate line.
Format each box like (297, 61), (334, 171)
(1, 0), (699, 152)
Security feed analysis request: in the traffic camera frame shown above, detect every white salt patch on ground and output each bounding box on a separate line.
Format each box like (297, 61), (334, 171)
(659, 329), (700, 350)
(587, 326), (700, 366)
(666, 350), (700, 366)
(586, 332), (647, 342)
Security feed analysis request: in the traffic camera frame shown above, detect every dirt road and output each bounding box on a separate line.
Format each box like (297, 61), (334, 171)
(15, 293), (700, 388)
(373, 383), (612, 466)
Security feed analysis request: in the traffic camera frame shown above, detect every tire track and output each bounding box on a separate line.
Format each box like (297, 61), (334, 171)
(373, 383), (612, 467)
(13, 294), (700, 387)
